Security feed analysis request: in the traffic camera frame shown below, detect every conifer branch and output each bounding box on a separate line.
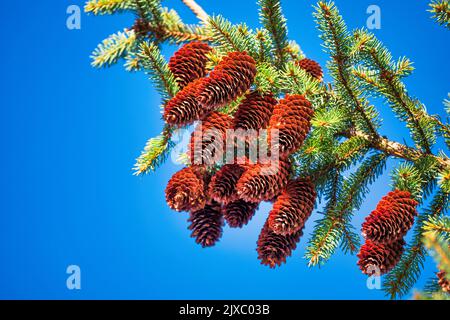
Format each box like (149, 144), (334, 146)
(91, 29), (137, 68)
(258, 0), (289, 67)
(136, 41), (179, 100)
(307, 153), (387, 266)
(85, 0), (136, 15)
(315, 2), (379, 138)
(181, 0), (209, 24)
(429, 0), (450, 28)
(352, 30), (435, 153)
(134, 126), (174, 175)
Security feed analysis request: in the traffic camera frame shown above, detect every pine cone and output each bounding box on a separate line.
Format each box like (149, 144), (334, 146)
(268, 94), (314, 157)
(209, 164), (246, 204)
(168, 42), (211, 89)
(165, 166), (209, 212)
(197, 51), (256, 110)
(357, 239), (405, 275)
(163, 79), (206, 127)
(223, 199), (259, 228)
(132, 18), (149, 36)
(257, 221), (303, 268)
(233, 91), (278, 131)
(362, 190), (418, 244)
(437, 270), (450, 293)
(268, 178), (316, 235)
(296, 58), (323, 80)
(190, 112), (233, 166)
(188, 201), (224, 247)
(236, 159), (291, 202)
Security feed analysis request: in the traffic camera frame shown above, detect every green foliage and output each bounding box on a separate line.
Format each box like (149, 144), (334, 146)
(136, 41), (179, 101)
(423, 232), (450, 276)
(135, 0), (164, 26)
(439, 167), (450, 193)
(85, 0), (135, 15)
(134, 128), (174, 175)
(258, 0), (289, 67)
(306, 153), (386, 266)
(429, 0), (450, 28)
(423, 215), (450, 240)
(314, 2), (380, 136)
(91, 29), (137, 68)
(352, 29), (436, 153)
(206, 16), (256, 57)
(280, 61), (321, 97)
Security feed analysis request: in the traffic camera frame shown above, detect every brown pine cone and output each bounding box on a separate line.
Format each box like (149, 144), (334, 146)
(163, 79), (206, 127)
(197, 51), (257, 110)
(296, 58), (323, 81)
(209, 164), (246, 204)
(362, 190), (418, 244)
(165, 166), (209, 212)
(168, 42), (212, 89)
(188, 201), (224, 248)
(268, 94), (314, 158)
(132, 18), (149, 37)
(437, 270), (450, 293)
(357, 239), (405, 275)
(236, 159), (291, 202)
(257, 221), (303, 268)
(268, 178), (316, 235)
(223, 199), (259, 228)
(233, 91), (278, 131)
(189, 112), (233, 166)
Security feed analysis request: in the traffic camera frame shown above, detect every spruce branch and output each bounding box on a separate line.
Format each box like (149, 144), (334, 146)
(306, 153), (387, 266)
(423, 232), (450, 276)
(429, 0), (450, 28)
(136, 41), (179, 100)
(85, 0), (136, 15)
(315, 1), (380, 138)
(352, 30), (435, 153)
(91, 29), (137, 68)
(181, 0), (209, 24)
(258, 0), (289, 67)
(423, 216), (450, 239)
(134, 126), (174, 175)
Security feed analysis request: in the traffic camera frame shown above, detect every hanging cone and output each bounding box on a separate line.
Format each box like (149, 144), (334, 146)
(236, 159), (291, 202)
(233, 91), (278, 131)
(357, 239), (405, 275)
(188, 201), (224, 247)
(257, 220), (303, 268)
(296, 58), (323, 81)
(133, 18), (149, 36)
(209, 164), (246, 204)
(189, 111), (233, 166)
(223, 199), (259, 228)
(163, 79), (207, 127)
(362, 190), (418, 244)
(268, 94), (314, 158)
(165, 166), (209, 212)
(168, 41), (212, 89)
(197, 51), (256, 110)
(437, 270), (450, 293)
(268, 178), (316, 235)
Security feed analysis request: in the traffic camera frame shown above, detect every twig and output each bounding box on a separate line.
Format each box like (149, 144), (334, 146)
(181, 0), (209, 24)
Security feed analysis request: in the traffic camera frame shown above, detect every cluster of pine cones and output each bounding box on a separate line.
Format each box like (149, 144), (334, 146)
(163, 41), (321, 267)
(357, 190), (419, 275)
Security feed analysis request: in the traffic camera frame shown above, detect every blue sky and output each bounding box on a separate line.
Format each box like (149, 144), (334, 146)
(0, 0), (448, 299)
